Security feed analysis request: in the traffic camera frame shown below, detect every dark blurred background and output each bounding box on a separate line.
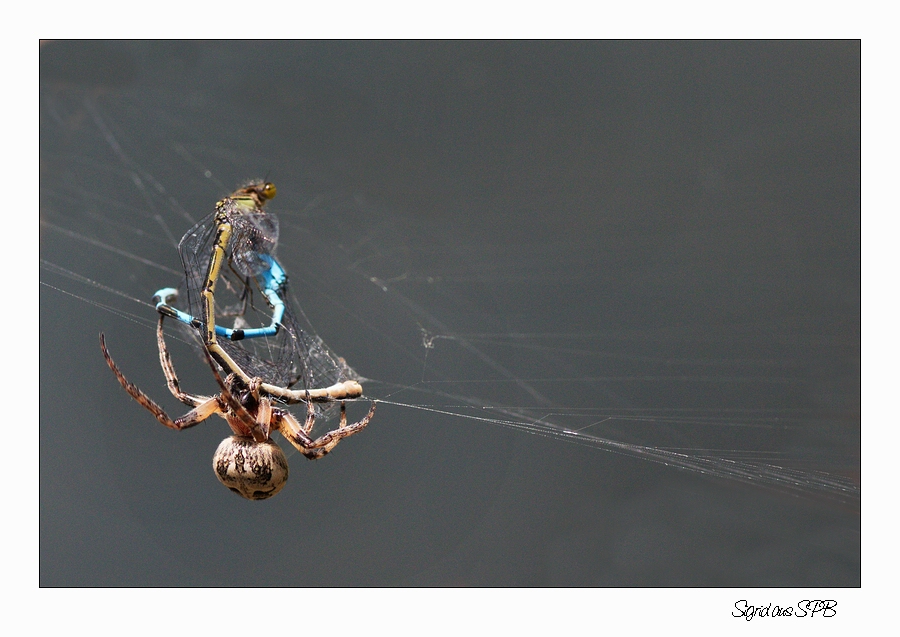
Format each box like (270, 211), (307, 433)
(40, 41), (859, 586)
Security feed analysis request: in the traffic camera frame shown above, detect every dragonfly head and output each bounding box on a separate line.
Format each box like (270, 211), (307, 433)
(233, 180), (277, 208)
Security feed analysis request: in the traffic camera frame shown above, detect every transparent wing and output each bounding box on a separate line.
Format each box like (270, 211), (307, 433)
(174, 201), (359, 410)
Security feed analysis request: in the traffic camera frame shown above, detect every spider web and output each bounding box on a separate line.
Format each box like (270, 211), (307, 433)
(39, 41), (861, 587)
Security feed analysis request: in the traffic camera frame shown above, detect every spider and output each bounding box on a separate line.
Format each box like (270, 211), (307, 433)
(99, 314), (376, 500)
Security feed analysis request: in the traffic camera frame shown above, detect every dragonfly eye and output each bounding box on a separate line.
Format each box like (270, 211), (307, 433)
(262, 182), (276, 200)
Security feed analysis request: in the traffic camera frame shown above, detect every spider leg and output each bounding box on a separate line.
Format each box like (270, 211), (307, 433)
(275, 401), (376, 460)
(252, 378), (272, 440)
(272, 409), (317, 458)
(156, 314), (207, 407)
(303, 390), (316, 435)
(256, 397), (273, 440)
(100, 333), (222, 430)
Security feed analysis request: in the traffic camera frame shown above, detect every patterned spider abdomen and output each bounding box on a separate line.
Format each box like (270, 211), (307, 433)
(213, 436), (290, 500)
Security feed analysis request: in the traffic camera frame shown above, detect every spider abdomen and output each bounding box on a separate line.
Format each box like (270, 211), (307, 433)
(213, 436), (289, 500)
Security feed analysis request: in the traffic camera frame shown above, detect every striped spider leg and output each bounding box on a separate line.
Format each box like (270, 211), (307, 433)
(100, 314), (376, 460)
(198, 336), (378, 461)
(100, 315), (265, 441)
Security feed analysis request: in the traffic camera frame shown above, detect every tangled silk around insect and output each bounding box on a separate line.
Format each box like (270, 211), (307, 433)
(100, 181), (375, 500)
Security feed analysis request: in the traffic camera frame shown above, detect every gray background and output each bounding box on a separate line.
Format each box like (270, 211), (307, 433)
(40, 41), (859, 586)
